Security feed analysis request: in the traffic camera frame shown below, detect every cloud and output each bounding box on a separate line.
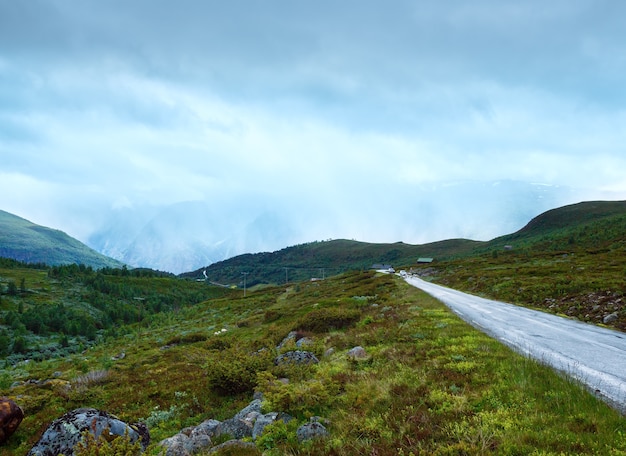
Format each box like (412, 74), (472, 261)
(1, 0), (625, 253)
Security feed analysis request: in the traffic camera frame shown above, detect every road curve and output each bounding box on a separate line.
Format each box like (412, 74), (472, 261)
(405, 275), (626, 413)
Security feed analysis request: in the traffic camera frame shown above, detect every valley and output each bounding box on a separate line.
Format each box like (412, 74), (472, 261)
(0, 200), (625, 454)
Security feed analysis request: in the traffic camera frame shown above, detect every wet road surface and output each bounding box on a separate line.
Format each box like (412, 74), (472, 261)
(406, 276), (626, 413)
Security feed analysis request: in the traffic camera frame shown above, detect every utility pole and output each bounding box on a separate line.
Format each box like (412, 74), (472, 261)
(242, 272), (249, 297)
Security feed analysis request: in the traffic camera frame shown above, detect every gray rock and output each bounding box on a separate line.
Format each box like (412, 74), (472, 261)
(27, 408), (149, 456)
(347, 346), (368, 359)
(160, 433), (191, 456)
(215, 418), (253, 440)
(233, 399), (263, 421)
(296, 337), (314, 348)
(190, 419), (220, 439)
(604, 312), (619, 324)
(274, 350), (319, 366)
(184, 433), (212, 455)
(252, 412), (278, 440)
(296, 421), (329, 442)
(160, 420), (220, 456)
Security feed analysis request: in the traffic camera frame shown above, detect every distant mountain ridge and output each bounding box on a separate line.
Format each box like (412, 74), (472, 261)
(86, 180), (584, 274)
(184, 200), (626, 286)
(0, 210), (125, 269)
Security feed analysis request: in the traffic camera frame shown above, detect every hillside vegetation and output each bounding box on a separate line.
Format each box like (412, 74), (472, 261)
(1, 200), (626, 454)
(416, 201), (626, 330)
(0, 210), (125, 269)
(3, 270), (626, 455)
(183, 238), (480, 286)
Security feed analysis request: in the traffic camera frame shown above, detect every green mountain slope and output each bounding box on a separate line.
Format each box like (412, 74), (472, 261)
(181, 238), (481, 286)
(423, 200), (626, 329)
(485, 200), (626, 251)
(183, 200), (626, 286)
(0, 210), (125, 269)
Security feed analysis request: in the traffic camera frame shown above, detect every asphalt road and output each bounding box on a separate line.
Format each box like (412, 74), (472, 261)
(405, 275), (626, 413)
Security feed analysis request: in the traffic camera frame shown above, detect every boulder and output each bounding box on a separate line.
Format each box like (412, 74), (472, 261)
(27, 408), (149, 456)
(0, 397), (24, 444)
(274, 350), (319, 366)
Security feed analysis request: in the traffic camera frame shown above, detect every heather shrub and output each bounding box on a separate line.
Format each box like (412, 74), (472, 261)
(207, 347), (273, 394)
(74, 429), (141, 456)
(298, 308), (360, 333)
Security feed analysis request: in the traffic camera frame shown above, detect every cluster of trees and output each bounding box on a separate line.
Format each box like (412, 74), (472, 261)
(0, 263), (230, 360)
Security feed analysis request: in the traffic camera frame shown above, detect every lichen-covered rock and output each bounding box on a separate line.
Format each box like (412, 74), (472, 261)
(0, 397), (24, 444)
(27, 408), (149, 456)
(215, 417), (254, 440)
(159, 419), (221, 456)
(274, 350), (319, 366)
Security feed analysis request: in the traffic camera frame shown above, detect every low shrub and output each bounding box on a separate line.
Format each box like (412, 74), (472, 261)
(298, 308), (361, 333)
(74, 429), (142, 456)
(207, 347), (273, 395)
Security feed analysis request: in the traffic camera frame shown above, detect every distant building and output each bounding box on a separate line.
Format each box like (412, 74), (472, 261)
(417, 258), (434, 263)
(371, 263), (392, 270)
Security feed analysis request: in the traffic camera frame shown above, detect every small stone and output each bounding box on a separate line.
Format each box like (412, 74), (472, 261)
(347, 346), (368, 359)
(296, 421), (329, 442)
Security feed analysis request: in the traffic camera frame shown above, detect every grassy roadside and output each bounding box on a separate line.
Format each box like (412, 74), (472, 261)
(2, 271), (626, 455)
(421, 242), (626, 332)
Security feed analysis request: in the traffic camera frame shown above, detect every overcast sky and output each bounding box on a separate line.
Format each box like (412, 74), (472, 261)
(1, 1), (625, 246)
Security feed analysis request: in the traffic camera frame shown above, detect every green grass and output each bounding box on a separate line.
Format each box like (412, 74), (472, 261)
(2, 271), (626, 455)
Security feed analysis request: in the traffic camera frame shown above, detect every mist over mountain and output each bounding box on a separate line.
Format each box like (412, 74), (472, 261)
(86, 180), (586, 274)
